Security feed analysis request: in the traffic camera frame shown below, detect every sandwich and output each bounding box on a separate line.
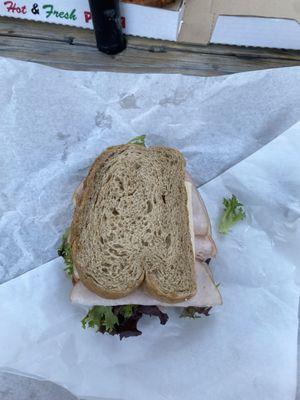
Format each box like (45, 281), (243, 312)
(58, 136), (222, 339)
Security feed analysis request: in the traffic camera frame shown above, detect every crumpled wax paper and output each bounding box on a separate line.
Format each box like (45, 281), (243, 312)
(0, 57), (299, 399)
(0, 57), (300, 283)
(1, 115), (299, 399)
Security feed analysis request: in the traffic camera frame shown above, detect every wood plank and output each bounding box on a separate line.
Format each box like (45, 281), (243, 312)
(0, 17), (300, 76)
(1, 16), (300, 60)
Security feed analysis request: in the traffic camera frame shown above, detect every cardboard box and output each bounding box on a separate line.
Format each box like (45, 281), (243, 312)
(0, 0), (185, 41)
(180, 0), (300, 50)
(1, 0), (300, 49)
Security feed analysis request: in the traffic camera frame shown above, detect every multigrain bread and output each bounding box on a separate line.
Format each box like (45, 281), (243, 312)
(70, 145), (196, 303)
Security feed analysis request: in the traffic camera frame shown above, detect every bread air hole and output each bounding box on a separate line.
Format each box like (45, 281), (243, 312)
(165, 233), (171, 248)
(162, 195), (166, 204)
(112, 208), (119, 216)
(109, 247), (122, 256)
(146, 200), (153, 213)
(116, 178), (124, 191)
(141, 239), (148, 247)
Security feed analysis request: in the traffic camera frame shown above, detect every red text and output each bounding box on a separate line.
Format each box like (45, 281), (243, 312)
(84, 11), (91, 23)
(4, 1), (27, 14)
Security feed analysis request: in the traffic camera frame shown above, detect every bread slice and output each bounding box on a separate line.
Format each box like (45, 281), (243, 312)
(70, 145), (196, 303)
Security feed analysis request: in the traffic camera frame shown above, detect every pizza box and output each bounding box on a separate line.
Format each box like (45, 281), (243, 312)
(0, 0), (185, 41)
(180, 0), (300, 50)
(1, 0), (300, 49)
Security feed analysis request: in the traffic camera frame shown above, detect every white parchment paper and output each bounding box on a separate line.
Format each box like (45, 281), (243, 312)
(1, 57), (300, 283)
(1, 120), (299, 400)
(0, 58), (299, 400)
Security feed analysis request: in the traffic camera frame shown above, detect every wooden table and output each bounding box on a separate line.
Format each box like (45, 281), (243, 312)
(1, 16), (300, 76)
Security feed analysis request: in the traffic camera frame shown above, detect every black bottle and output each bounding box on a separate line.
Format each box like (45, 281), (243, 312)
(88, 0), (126, 55)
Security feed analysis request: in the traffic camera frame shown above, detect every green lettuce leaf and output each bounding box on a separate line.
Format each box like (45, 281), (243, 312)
(57, 228), (73, 277)
(218, 195), (246, 234)
(82, 306), (119, 333)
(81, 305), (168, 339)
(119, 304), (135, 319)
(127, 135), (146, 146)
